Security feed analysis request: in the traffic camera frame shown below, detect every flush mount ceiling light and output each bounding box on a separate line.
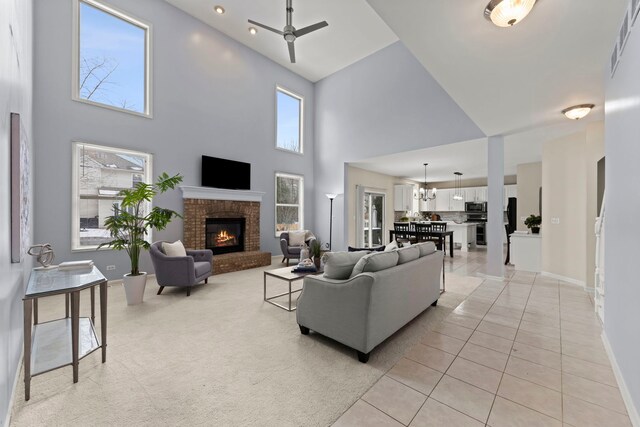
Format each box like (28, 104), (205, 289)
(248, 27), (258, 35)
(562, 104), (595, 120)
(484, 0), (537, 27)
(214, 5), (225, 15)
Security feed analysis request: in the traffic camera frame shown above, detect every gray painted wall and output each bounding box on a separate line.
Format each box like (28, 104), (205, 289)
(33, 0), (315, 280)
(0, 1), (33, 424)
(604, 10), (640, 419)
(314, 42), (485, 250)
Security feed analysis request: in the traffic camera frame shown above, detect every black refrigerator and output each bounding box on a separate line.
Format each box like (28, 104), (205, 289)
(506, 197), (517, 235)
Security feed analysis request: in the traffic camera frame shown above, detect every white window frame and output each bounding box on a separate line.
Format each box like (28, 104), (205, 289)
(275, 85), (304, 154)
(275, 172), (304, 237)
(71, 141), (153, 251)
(71, 0), (153, 118)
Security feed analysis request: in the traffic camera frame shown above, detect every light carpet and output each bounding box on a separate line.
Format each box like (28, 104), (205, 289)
(10, 259), (480, 426)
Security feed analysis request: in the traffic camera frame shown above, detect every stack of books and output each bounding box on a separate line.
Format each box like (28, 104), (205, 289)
(58, 260), (94, 271)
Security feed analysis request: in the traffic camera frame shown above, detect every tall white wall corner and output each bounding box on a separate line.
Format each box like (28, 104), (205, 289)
(601, 332), (640, 427)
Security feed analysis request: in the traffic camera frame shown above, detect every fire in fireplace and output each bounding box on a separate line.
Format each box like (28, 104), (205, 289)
(206, 218), (245, 255)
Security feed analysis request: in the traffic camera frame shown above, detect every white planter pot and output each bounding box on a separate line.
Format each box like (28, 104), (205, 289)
(123, 272), (147, 305)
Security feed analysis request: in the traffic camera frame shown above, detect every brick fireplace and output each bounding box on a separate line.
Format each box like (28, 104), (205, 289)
(181, 186), (271, 274)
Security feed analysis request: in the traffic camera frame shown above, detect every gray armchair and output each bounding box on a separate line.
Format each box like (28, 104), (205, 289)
(149, 241), (213, 296)
(280, 232), (316, 266)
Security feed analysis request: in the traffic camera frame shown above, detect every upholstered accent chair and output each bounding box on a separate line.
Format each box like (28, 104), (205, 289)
(149, 242), (213, 296)
(279, 231), (316, 266)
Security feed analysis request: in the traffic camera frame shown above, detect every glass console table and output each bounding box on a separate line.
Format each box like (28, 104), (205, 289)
(23, 265), (108, 400)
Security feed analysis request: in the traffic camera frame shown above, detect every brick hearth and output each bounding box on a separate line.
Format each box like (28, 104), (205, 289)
(182, 196), (271, 274)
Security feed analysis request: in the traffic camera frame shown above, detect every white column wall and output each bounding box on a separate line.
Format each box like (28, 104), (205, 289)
(487, 136), (505, 278)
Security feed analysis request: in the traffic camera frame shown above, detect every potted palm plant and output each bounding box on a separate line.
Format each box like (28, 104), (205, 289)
(524, 214), (542, 234)
(99, 172), (183, 305)
(310, 239), (323, 269)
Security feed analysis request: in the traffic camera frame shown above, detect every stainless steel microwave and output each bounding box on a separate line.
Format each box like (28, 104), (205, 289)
(465, 202), (487, 213)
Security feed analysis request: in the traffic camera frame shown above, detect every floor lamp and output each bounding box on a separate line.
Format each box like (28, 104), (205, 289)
(326, 194), (337, 251)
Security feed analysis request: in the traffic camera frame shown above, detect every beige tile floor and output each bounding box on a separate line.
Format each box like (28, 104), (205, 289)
(333, 249), (632, 427)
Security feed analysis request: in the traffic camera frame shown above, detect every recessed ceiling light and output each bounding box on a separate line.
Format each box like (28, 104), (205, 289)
(214, 5), (225, 15)
(484, 0), (537, 27)
(248, 27), (257, 35)
(562, 104), (595, 120)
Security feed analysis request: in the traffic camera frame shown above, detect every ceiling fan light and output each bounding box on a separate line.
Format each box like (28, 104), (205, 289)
(562, 104), (595, 120)
(485, 0), (537, 28)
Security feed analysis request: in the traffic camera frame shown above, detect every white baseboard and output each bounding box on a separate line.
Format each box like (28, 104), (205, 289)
(475, 272), (508, 281)
(540, 271), (586, 288)
(4, 348), (23, 427)
(601, 331), (640, 427)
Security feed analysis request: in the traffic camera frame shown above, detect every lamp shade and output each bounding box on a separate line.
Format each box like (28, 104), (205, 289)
(562, 104), (595, 120)
(325, 193), (337, 200)
(485, 0), (537, 27)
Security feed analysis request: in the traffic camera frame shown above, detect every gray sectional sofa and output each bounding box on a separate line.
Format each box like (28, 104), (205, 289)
(296, 242), (443, 362)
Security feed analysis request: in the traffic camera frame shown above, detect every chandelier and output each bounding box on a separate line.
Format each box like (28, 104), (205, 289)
(419, 163), (437, 202)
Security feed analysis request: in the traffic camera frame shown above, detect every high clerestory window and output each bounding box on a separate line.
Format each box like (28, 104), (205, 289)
(73, 0), (151, 116)
(276, 86), (303, 153)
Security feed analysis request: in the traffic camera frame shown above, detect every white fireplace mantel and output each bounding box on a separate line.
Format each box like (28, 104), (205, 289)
(180, 186), (265, 202)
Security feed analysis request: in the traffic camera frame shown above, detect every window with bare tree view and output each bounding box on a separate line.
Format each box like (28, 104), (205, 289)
(75, 0), (149, 115)
(276, 87), (303, 153)
(275, 173), (304, 236)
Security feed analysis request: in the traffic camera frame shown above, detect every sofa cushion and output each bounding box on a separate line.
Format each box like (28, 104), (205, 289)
(350, 251), (399, 278)
(384, 240), (399, 251)
(415, 242), (437, 257)
(194, 261), (211, 277)
(397, 246), (420, 264)
(322, 251), (369, 280)
(289, 230), (307, 246)
(163, 240), (187, 257)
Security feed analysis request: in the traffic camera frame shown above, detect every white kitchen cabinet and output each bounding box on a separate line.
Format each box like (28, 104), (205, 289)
(434, 189), (451, 211)
(393, 185), (414, 212)
(475, 187), (488, 202)
(465, 188), (478, 203)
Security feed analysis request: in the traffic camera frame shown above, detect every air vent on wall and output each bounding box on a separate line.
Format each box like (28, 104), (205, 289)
(620, 9), (630, 53)
(633, 0), (640, 25)
(611, 43), (619, 77)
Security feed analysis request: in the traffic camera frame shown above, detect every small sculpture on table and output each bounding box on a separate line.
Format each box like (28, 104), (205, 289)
(27, 244), (55, 269)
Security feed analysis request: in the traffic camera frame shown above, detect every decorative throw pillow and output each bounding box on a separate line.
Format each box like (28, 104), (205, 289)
(350, 251), (399, 278)
(397, 246), (420, 264)
(163, 240), (187, 257)
(401, 241), (412, 247)
(384, 240), (399, 251)
(322, 251), (369, 280)
(288, 230), (307, 246)
(415, 242), (437, 257)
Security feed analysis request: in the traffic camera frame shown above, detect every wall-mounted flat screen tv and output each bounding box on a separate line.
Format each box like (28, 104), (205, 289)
(201, 155), (251, 190)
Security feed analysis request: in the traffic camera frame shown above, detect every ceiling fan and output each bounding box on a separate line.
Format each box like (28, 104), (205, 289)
(248, 0), (328, 64)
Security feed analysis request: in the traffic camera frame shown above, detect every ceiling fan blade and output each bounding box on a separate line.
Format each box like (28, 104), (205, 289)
(248, 19), (284, 35)
(293, 21), (328, 38)
(288, 41), (296, 63)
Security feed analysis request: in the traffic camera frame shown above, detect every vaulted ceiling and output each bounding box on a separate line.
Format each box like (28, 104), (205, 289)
(165, 0), (398, 82)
